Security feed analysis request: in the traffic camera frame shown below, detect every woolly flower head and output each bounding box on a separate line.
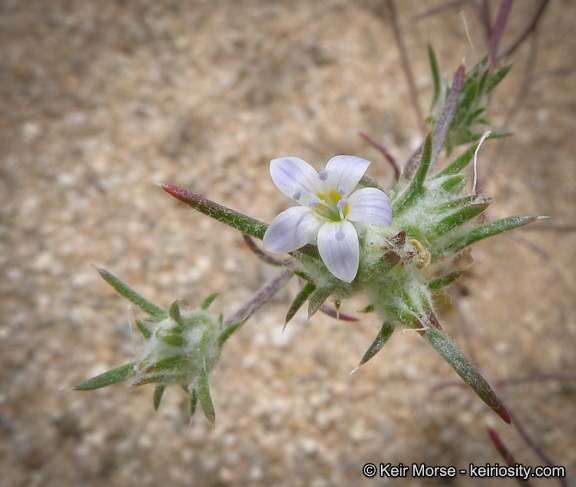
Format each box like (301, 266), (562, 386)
(263, 156), (392, 282)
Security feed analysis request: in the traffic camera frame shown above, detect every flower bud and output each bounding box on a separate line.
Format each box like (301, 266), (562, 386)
(132, 302), (222, 389)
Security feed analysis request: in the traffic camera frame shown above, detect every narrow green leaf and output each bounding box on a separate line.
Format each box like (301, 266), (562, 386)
(218, 321), (242, 348)
(428, 200), (491, 238)
(169, 300), (183, 326)
(290, 269), (314, 281)
(153, 384), (166, 411)
(144, 315), (169, 323)
(486, 65), (512, 93)
(160, 184), (268, 240)
(433, 143), (478, 178)
(142, 355), (187, 374)
(452, 78), (478, 126)
(439, 174), (470, 194)
(428, 45), (442, 108)
(308, 285), (336, 319)
(426, 328), (511, 423)
(199, 325), (211, 352)
(476, 66), (489, 95)
(286, 282), (316, 324)
(470, 107), (487, 120)
(386, 306), (419, 328)
(198, 366), (215, 424)
(431, 195), (478, 214)
(444, 136), (455, 157)
(74, 362), (135, 391)
(132, 355), (188, 387)
(449, 215), (538, 254)
(427, 269), (465, 293)
(390, 175), (407, 204)
(136, 319), (153, 340)
(190, 388), (198, 418)
(95, 267), (167, 318)
(166, 325), (183, 333)
(411, 132), (433, 189)
(160, 334), (185, 347)
(394, 133), (433, 214)
(357, 322), (395, 368)
(200, 292), (220, 311)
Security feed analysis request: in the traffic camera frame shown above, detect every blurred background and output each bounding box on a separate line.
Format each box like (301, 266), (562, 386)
(1, 1), (575, 486)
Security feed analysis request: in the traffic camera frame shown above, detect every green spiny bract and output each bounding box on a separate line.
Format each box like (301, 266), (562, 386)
(74, 271), (238, 424)
(279, 134), (534, 423)
(427, 47), (511, 156)
(133, 301), (221, 388)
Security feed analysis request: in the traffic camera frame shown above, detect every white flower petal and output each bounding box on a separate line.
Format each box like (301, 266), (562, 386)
(270, 157), (322, 203)
(346, 187), (392, 226)
(317, 221), (359, 283)
(324, 155), (370, 195)
(263, 206), (322, 254)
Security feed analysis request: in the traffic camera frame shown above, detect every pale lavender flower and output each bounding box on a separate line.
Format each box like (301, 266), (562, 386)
(263, 156), (392, 283)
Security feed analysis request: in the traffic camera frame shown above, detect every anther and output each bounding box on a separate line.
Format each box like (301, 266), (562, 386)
(293, 188), (302, 201)
(318, 170), (328, 181)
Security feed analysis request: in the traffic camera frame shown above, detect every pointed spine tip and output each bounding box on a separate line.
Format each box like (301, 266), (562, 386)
(497, 404), (512, 424)
(158, 183), (182, 197)
(91, 264), (107, 275)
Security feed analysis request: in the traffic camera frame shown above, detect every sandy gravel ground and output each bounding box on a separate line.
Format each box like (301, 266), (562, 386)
(1, 1), (576, 486)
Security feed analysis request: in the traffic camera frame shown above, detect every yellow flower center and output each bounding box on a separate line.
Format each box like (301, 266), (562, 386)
(311, 189), (348, 222)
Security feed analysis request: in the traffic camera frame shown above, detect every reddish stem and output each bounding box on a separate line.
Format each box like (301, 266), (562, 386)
(358, 132), (400, 181)
(490, 0), (515, 68)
